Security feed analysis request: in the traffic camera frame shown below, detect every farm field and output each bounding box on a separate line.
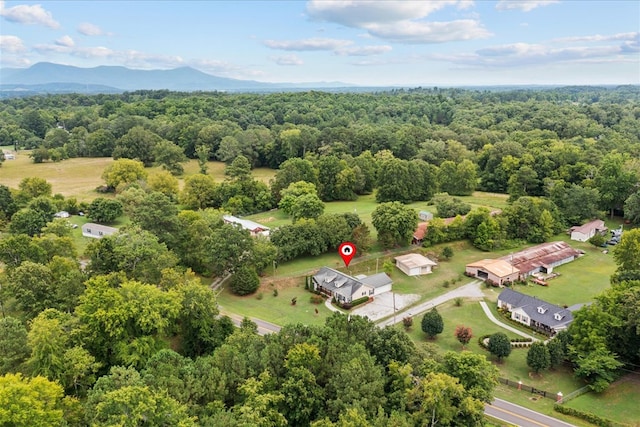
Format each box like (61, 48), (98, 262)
(0, 154), (276, 201)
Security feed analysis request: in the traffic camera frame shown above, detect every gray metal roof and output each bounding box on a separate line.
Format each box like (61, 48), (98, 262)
(498, 288), (574, 329)
(312, 268), (392, 299)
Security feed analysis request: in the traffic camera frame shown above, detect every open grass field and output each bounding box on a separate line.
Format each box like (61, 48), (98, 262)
(0, 153), (276, 201)
(565, 374), (640, 426)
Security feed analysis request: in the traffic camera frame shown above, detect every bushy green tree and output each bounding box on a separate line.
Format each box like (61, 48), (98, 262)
(421, 308), (444, 339)
(371, 202), (418, 249)
(527, 342), (551, 373)
(488, 332), (511, 361)
(230, 265), (260, 296)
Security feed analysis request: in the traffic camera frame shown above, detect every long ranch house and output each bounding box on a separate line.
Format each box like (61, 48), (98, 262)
(497, 288), (575, 335)
(312, 267), (392, 305)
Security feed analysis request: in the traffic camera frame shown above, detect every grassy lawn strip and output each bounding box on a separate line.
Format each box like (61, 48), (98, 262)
(492, 385), (593, 427)
(565, 375), (640, 426)
(216, 280), (333, 326)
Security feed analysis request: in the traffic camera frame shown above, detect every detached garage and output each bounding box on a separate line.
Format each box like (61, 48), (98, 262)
(395, 253), (438, 276)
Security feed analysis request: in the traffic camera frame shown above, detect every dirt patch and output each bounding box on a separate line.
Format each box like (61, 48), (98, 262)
(259, 276), (302, 291)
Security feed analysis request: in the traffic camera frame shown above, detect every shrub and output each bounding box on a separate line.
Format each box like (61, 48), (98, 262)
(553, 404), (613, 427)
(256, 292), (263, 300)
(273, 289), (278, 297)
(454, 297), (463, 307)
(442, 280), (450, 288)
(310, 294), (324, 304)
(441, 246), (454, 260)
(402, 316), (413, 329)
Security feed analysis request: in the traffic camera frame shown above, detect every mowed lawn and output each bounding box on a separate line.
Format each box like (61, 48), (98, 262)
(216, 279), (335, 327)
(565, 374), (640, 426)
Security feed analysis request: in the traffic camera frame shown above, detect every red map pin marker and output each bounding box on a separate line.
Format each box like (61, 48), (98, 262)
(338, 242), (356, 267)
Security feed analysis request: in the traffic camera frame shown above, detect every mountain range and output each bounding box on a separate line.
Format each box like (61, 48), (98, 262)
(0, 62), (356, 96)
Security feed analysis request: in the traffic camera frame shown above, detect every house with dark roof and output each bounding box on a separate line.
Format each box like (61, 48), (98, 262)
(497, 288), (575, 335)
(223, 215), (270, 237)
(312, 267), (392, 304)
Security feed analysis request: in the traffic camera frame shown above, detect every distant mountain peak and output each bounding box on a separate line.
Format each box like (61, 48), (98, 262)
(1, 62), (355, 93)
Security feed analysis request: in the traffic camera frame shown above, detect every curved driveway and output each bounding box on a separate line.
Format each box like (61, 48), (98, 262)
(376, 280), (484, 328)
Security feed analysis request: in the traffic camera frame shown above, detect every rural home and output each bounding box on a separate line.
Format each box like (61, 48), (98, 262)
(394, 253), (438, 276)
(54, 211), (70, 218)
(82, 223), (118, 239)
(312, 267), (392, 304)
(465, 259), (520, 286)
(499, 241), (582, 279)
(2, 151), (15, 160)
(223, 215), (270, 237)
(418, 210), (434, 221)
(497, 288), (574, 335)
(412, 222), (429, 245)
(570, 219), (607, 242)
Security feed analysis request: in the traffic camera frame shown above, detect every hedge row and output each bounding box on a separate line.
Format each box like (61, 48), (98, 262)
(478, 334), (534, 349)
(341, 296), (371, 310)
(553, 404), (614, 427)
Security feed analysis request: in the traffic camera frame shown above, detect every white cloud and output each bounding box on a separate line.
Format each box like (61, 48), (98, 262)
(0, 2), (60, 29)
(335, 45), (392, 56)
(0, 35), (26, 53)
(495, 1), (559, 12)
(434, 40), (634, 67)
(306, 0), (461, 27)
(305, 0), (489, 44)
(264, 37), (352, 51)
(55, 35), (75, 47)
(367, 19), (491, 44)
(553, 32), (639, 43)
(77, 22), (105, 36)
(272, 54), (304, 66)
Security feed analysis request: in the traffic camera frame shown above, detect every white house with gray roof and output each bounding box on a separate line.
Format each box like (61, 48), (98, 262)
(497, 288), (575, 335)
(82, 223), (118, 239)
(312, 267), (392, 305)
(223, 215), (270, 237)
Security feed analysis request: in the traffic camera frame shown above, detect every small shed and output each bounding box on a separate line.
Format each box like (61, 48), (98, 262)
(54, 211), (70, 218)
(82, 223), (118, 239)
(395, 253), (438, 276)
(419, 210), (434, 221)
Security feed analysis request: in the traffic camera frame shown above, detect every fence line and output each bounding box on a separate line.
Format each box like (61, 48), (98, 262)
(557, 385), (590, 404)
(498, 377), (558, 401)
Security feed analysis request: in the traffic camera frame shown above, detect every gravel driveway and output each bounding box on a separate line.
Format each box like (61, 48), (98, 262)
(351, 292), (421, 321)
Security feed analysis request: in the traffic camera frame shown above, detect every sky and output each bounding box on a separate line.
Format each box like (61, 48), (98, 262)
(0, 0), (639, 86)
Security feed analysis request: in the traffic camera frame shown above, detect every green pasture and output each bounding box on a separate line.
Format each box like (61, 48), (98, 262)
(565, 376), (640, 426)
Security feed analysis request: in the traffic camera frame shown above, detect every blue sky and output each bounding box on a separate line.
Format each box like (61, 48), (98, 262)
(1, 0), (638, 86)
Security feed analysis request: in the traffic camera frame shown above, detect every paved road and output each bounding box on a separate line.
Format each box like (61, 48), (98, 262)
(479, 301), (540, 341)
(221, 312), (282, 336)
(376, 280), (484, 327)
(485, 398), (576, 427)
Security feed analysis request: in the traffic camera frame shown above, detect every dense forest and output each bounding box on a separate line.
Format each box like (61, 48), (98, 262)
(1, 86), (639, 425)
